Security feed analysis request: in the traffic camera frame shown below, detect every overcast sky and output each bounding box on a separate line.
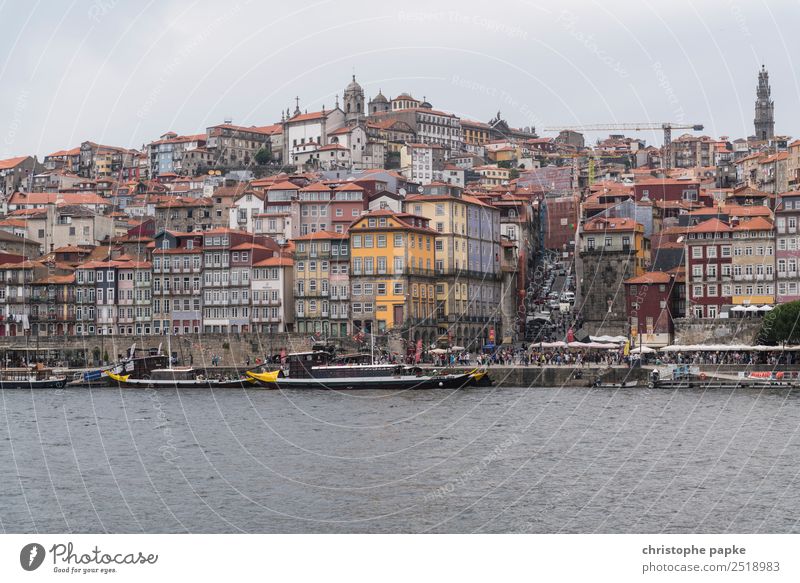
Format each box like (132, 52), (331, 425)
(1, 0), (798, 159)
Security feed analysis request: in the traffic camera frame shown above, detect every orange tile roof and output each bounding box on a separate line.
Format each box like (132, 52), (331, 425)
(8, 192), (107, 206)
(583, 217), (640, 232)
(333, 182), (364, 191)
(293, 230), (348, 241)
(267, 180), (300, 191)
(0, 156), (29, 170)
(287, 110), (335, 123)
(687, 218), (731, 233)
(624, 271), (672, 285)
(733, 216), (773, 231)
(253, 256), (294, 267)
(299, 182), (332, 192)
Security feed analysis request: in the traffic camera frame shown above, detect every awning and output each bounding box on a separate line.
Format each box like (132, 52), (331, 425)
(631, 345), (657, 354)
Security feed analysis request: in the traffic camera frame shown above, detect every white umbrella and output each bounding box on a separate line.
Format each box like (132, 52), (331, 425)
(757, 305), (773, 311)
(730, 306), (745, 312)
(631, 345), (656, 354)
(449, 345), (466, 351)
(429, 348), (447, 355)
(744, 306), (759, 312)
(538, 341), (567, 348)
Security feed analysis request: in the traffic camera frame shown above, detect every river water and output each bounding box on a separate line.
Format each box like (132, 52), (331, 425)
(2, 385), (799, 533)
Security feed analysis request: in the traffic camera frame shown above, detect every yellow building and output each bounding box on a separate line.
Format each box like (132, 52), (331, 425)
(404, 184), (503, 348)
(461, 119), (491, 148)
(348, 209), (437, 343)
(474, 164), (511, 186)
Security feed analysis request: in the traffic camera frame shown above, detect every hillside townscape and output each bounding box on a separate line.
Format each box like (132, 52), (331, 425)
(0, 68), (792, 360)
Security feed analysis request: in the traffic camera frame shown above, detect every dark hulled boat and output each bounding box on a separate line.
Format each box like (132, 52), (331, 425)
(74, 345), (169, 386)
(246, 349), (487, 390)
(106, 367), (258, 389)
(0, 367), (68, 389)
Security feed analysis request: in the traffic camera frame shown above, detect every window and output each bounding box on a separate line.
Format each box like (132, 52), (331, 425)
(394, 234), (403, 247)
(692, 247), (702, 259)
(706, 246), (717, 258)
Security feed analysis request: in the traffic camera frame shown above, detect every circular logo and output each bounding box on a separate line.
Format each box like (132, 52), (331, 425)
(20, 543), (46, 571)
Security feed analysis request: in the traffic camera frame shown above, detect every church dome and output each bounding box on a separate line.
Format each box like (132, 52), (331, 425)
(371, 90), (388, 103)
(345, 75), (362, 93)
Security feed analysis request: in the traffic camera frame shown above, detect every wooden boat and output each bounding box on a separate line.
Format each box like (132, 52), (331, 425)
(72, 345), (170, 386)
(106, 367), (260, 389)
(246, 364), (486, 390)
(0, 367), (68, 389)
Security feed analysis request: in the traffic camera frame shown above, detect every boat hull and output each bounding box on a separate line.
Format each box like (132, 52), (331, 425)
(105, 371), (257, 389)
(246, 370), (485, 390)
(0, 377), (68, 390)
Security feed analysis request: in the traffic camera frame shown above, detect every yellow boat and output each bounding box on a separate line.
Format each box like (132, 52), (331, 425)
(245, 369), (281, 384)
(105, 369), (261, 388)
(106, 371), (130, 383)
(467, 367), (489, 383)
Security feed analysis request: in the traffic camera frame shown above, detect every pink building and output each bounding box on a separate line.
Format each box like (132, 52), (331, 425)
(775, 191), (800, 302)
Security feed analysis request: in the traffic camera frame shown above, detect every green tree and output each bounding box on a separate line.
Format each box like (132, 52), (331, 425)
(254, 147), (271, 166)
(759, 300), (800, 344)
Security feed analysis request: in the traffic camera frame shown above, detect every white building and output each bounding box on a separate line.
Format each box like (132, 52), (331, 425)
(282, 106), (346, 164)
(400, 143), (435, 184)
(229, 190), (264, 232)
(251, 256), (294, 333)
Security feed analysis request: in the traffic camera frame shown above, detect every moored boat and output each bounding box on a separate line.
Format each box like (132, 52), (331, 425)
(245, 349), (488, 390)
(0, 367), (68, 389)
(106, 367), (259, 389)
(246, 368), (485, 390)
(73, 344), (170, 386)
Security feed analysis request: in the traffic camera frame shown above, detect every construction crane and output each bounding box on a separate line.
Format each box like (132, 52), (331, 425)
(543, 122), (704, 169)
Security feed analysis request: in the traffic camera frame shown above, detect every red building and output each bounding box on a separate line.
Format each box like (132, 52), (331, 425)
(543, 194), (579, 256)
(633, 178), (709, 205)
(624, 271), (676, 346)
(685, 218), (733, 318)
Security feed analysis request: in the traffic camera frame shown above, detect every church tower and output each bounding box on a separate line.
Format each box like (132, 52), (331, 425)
(754, 65), (775, 141)
(343, 74), (364, 124)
